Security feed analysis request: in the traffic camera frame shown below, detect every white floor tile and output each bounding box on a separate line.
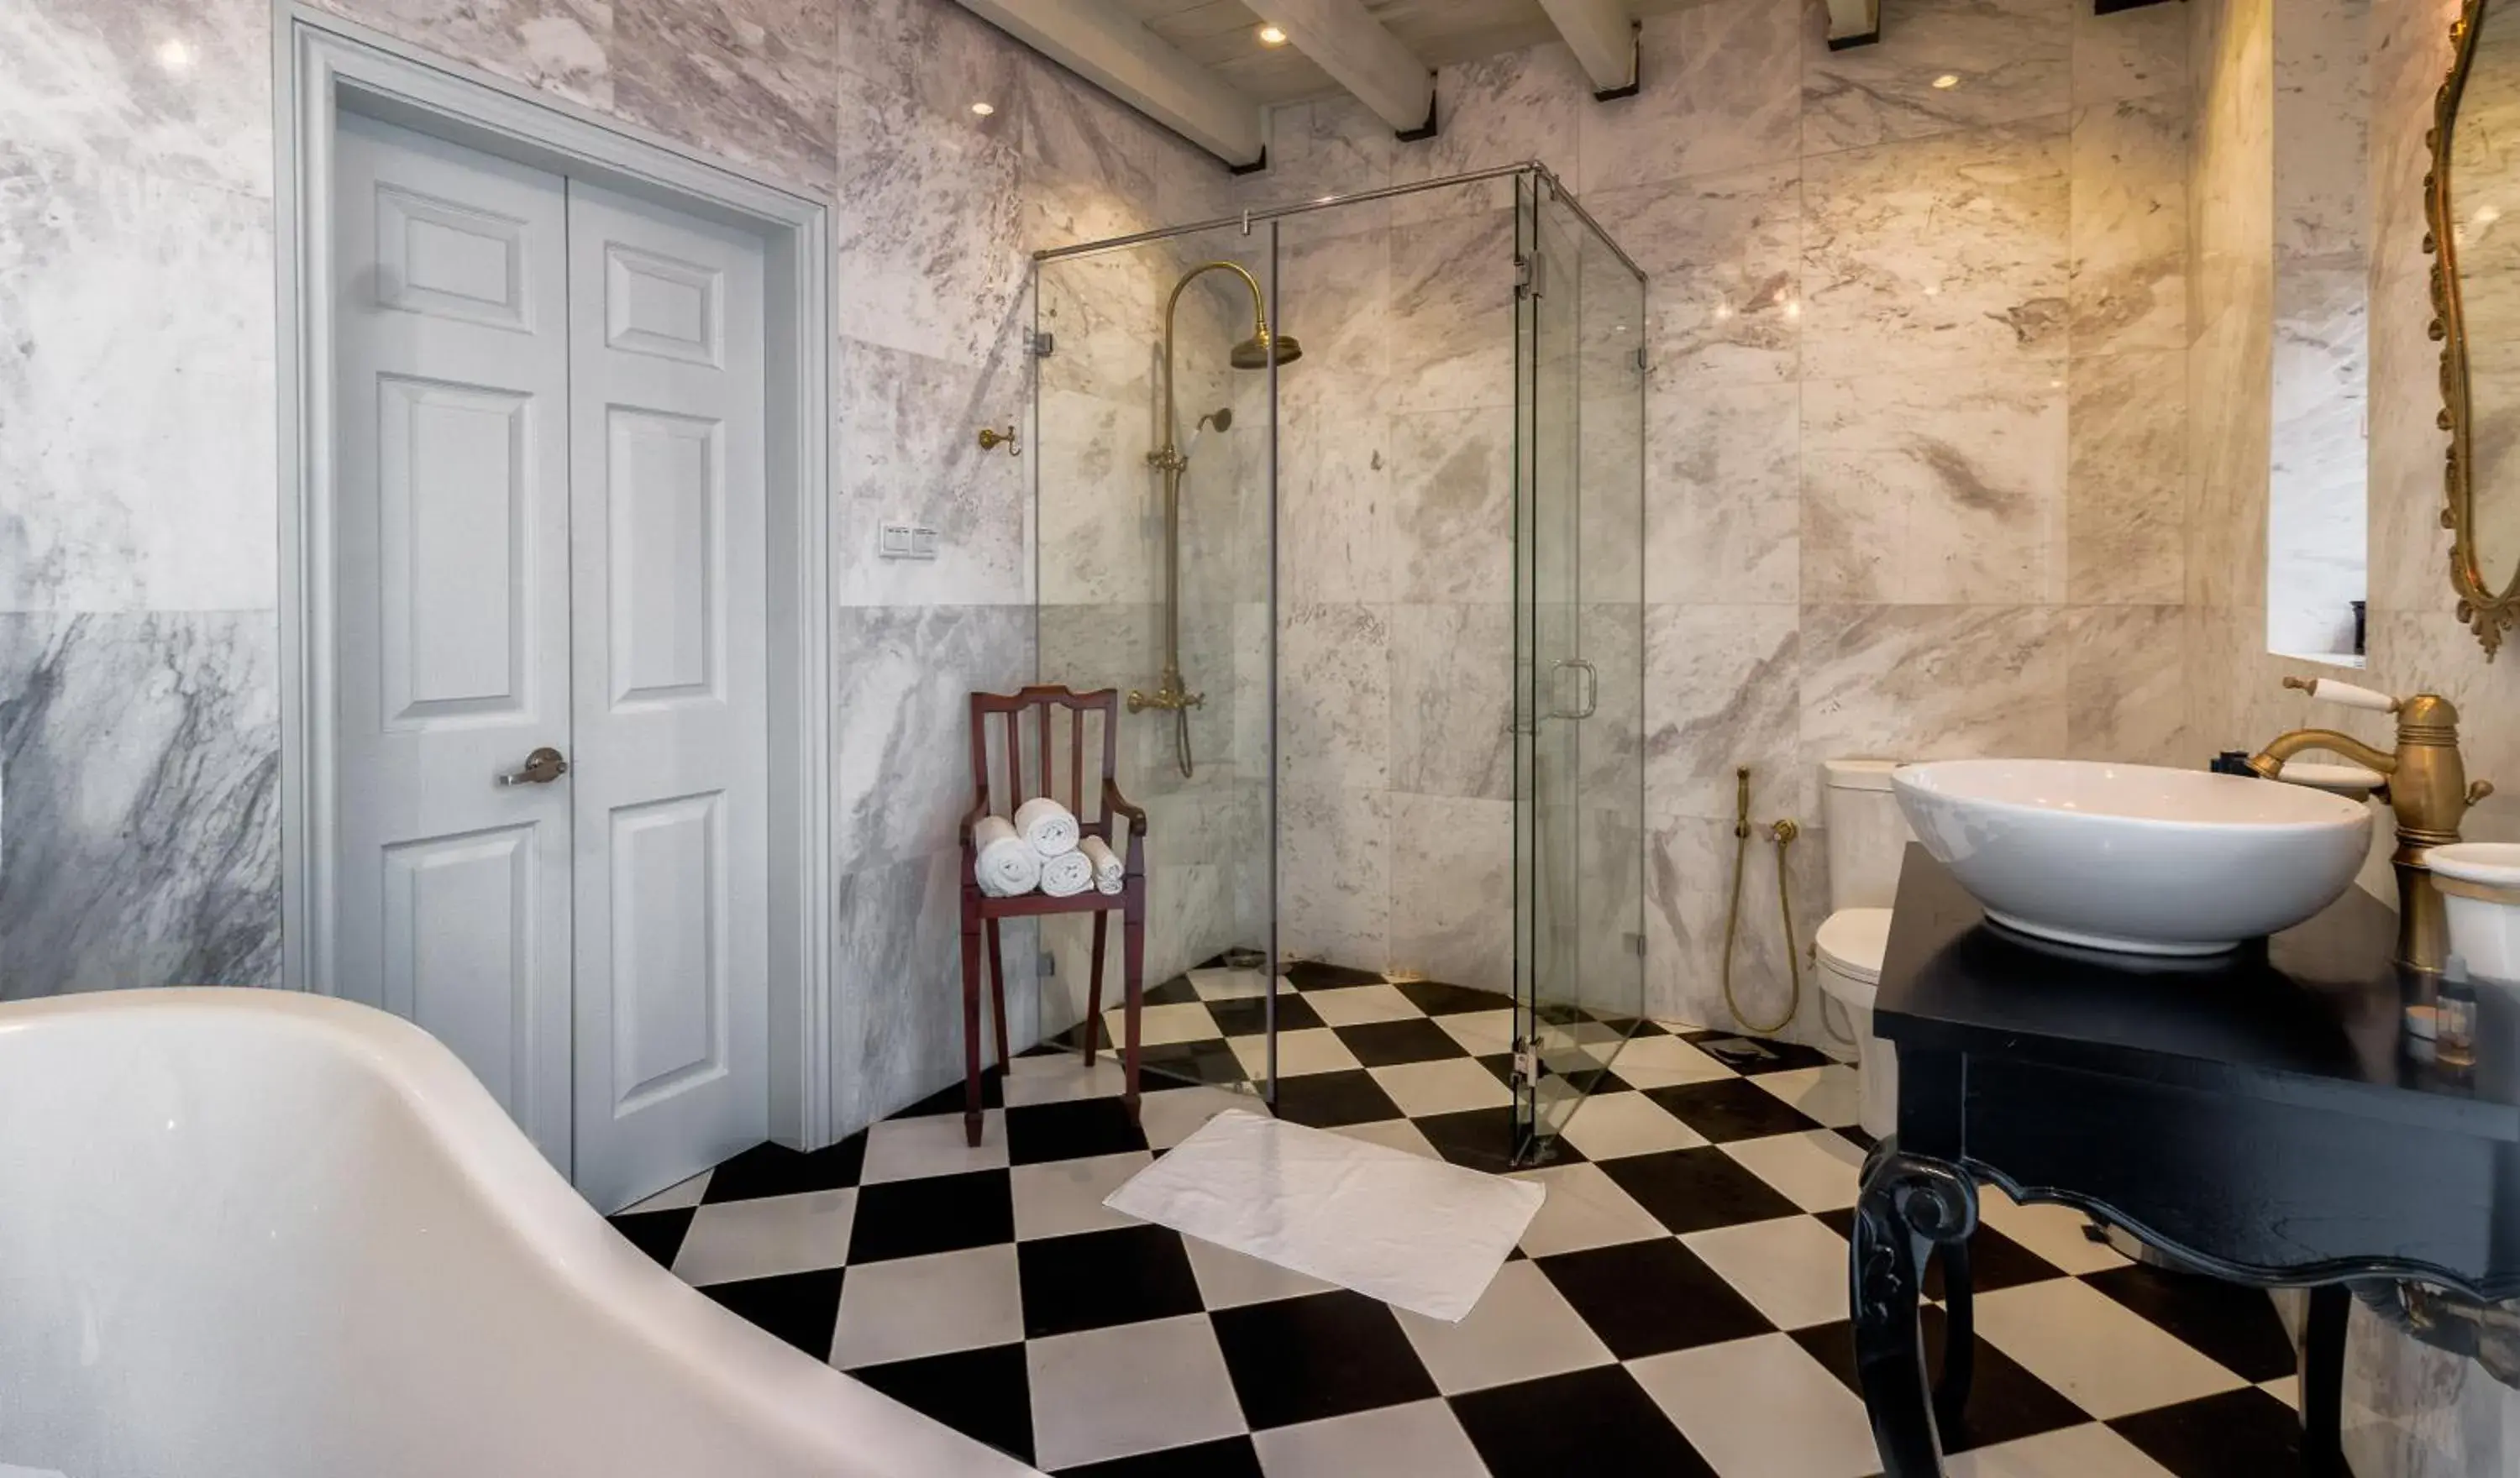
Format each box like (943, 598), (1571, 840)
(828, 1244), (1023, 1370)
(1305, 983), (1424, 1026)
(670, 1188), (857, 1287)
(1974, 1278), (2248, 1420)
(1750, 1065), (1865, 1128)
(1629, 1333), (1882, 1478)
(617, 1168), (711, 1214)
(1004, 1053), (1132, 1106)
(1602, 1034), (1737, 1087)
(1394, 1260), (1615, 1394)
(1336, 1117), (1444, 1159)
(1680, 1215), (1853, 1330)
(1136, 1083), (1261, 1150)
(1720, 1129), (1866, 1213)
(1943, 1423), (2179, 1477)
(1181, 1227), (1340, 1308)
(2260, 1374), (2301, 1412)
(858, 1108), (1010, 1183)
(1026, 1313), (1247, 1470)
(1557, 1090), (1708, 1161)
(1434, 1008), (1518, 1056)
(1975, 1188), (2128, 1276)
(1253, 1398), (1491, 1478)
(1233, 1027), (1362, 1079)
(1011, 1150), (1156, 1241)
(1369, 1058), (1515, 1117)
(1510, 1161), (1669, 1257)
(1117, 1001), (1225, 1046)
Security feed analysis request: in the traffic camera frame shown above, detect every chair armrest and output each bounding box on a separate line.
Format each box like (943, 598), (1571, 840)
(1101, 779), (1147, 836)
(958, 797), (993, 848)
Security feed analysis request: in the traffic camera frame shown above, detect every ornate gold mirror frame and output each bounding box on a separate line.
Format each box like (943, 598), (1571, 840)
(2429, 0), (2516, 657)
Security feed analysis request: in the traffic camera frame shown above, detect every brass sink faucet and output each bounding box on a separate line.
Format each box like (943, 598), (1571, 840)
(2247, 677), (2494, 973)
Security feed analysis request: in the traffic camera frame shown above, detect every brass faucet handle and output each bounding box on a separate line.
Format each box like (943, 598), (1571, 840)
(2471, 779), (2496, 807)
(2283, 675), (2402, 714)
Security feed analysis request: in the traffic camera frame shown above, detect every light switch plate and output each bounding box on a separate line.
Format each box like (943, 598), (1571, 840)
(879, 522), (940, 560)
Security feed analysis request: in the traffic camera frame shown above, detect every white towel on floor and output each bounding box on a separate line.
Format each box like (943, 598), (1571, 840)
(1013, 795), (1079, 857)
(973, 815), (1040, 897)
(1039, 849), (1095, 898)
(1079, 835), (1125, 894)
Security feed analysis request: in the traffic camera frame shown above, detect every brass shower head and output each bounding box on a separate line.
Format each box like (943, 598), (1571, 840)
(1230, 330), (1303, 370)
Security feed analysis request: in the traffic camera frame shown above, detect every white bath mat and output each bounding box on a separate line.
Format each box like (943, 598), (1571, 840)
(1103, 1109), (1544, 1323)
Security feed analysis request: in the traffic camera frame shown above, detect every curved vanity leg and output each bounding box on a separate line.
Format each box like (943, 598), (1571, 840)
(2302, 1283), (2351, 1476)
(1935, 1234), (1975, 1435)
(1853, 1143), (1979, 1478)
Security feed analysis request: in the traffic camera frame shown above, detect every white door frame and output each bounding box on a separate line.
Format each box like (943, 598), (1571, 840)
(272, 8), (836, 1150)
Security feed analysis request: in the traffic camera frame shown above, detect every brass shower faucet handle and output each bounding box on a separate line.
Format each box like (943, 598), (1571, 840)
(977, 426), (1021, 456)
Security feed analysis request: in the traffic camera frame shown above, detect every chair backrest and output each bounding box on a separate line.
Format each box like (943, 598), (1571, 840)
(969, 685), (1121, 832)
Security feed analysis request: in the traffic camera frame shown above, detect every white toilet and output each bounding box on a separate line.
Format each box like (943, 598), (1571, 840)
(1814, 759), (1917, 1140)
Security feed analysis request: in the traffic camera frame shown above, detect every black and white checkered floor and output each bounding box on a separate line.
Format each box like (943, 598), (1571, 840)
(609, 965), (2313, 1476)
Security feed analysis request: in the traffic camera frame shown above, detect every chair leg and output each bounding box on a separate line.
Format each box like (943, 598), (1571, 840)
(1084, 912), (1110, 1065)
(985, 918), (1011, 1073)
(1122, 889), (1147, 1124)
(959, 908), (985, 1149)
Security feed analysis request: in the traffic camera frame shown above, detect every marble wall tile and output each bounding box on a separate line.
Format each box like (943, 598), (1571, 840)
(1800, 118), (2072, 377)
(2072, 0), (2192, 107)
(1643, 809), (1830, 1044)
(1579, 1), (1802, 194)
(832, 86), (1029, 369)
(0, 611), (281, 998)
(2070, 92), (2191, 355)
(1275, 223), (1394, 421)
(2365, 0), (2460, 616)
(2067, 349), (2188, 604)
(1388, 210), (1519, 415)
(2186, 306), (2274, 611)
(832, 335), (1030, 606)
(1799, 604), (2071, 762)
(2064, 604), (2190, 764)
(1278, 602), (1390, 793)
(0, 148), (276, 613)
(1802, 0), (2072, 155)
(1278, 778), (1389, 971)
(1645, 376), (1800, 605)
(1802, 369), (2068, 605)
(1279, 408), (1392, 606)
(1257, 95), (1396, 209)
(1389, 603), (1514, 802)
(3, 0), (275, 197)
(1389, 406), (1513, 605)
(830, 605), (1033, 878)
(1391, 42), (1587, 222)
(1589, 160), (1803, 390)
(1581, 601), (1650, 810)
(606, 0), (840, 194)
(1389, 792), (1513, 994)
(1035, 387), (1158, 606)
(1644, 604), (1803, 823)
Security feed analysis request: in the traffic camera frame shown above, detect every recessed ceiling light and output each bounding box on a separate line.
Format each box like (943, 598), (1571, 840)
(1257, 23), (1289, 46)
(155, 37), (192, 72)
(1932, 73), (1961, 90)
(969, 101), (995, 116)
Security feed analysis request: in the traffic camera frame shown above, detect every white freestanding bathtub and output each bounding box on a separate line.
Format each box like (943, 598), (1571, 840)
(0, 989), (1037, 1478)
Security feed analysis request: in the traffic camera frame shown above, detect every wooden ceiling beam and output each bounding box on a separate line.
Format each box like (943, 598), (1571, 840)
(952, 0), (1267, 164)
(1260, 0), (1438, 135)
(1536, 0), (1638, 96)
(1824, 0), (1880, 49)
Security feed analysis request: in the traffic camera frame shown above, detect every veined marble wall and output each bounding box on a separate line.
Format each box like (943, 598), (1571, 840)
(0, 0), (1221, 1132)
(1242, 0), (2194, 1040)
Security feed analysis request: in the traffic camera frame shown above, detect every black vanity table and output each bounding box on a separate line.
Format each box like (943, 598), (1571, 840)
(1853, 848), (2520, 1475)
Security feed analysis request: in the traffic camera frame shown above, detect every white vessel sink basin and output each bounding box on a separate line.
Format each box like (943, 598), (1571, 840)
(1893, 760), (2374, 956)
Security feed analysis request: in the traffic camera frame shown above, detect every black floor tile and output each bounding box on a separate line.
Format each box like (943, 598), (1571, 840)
(1286, 960), (1389, 989)
(1812, 1210), (2063, 1297)
(1206, 993), (1324, 1036)
(848, 1170), (1015, 1263)
(1794, 1308), (2087, 1454)
(1836, 1124), (1878, 1152)
(1056, 1435), (1264, 1477)
(1210, 1290), (1441, 1428)
(1594, 1016), (1667, 1038)
(700, 1131), (869, 1203)
(1598, 1146), (1803, 1234)
(2110, 1387), (2305, 1478)
(1450, 1366), (1716, 1478)
(1641, 1077), (1824, 1143)
(1018, 1224), (1205, 1339)
(1140, 974), (1202, 1006)
(1687, 1035), (1836, 1075)
(1536, 1239), (1773, 1358)
(696, 1267), (844, 1360)
(1393, 978), (1513, 1015)
(1133, 1036), (1249, 1087)
(852, 1342), (1035, 1466)
(1414, 1106), (1545, 1173)
(609, 1207), (694, 1268)
(1007, 1096), (1151, 1166)
(1268, 1069), (1405, 1128)
(1332, 1018), (1471, 1067)
(900, 1070), (1007, 1121)
(2082, 1265), (2301, 1383)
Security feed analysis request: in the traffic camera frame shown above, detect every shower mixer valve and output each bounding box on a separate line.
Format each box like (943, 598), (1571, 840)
(1127, 668), (1205, 713)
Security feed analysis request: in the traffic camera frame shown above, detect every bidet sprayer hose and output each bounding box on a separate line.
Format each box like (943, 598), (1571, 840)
(1719, 765), (1803, 1036)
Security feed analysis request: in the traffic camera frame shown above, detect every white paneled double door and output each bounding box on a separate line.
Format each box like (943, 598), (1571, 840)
(332, 113), (769, 1213)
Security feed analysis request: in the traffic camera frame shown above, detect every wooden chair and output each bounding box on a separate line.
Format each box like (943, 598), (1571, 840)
(957, 685), (1147, 1148)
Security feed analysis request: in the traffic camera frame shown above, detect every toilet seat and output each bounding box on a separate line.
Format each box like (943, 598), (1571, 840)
(1815, 908), (1893, 994)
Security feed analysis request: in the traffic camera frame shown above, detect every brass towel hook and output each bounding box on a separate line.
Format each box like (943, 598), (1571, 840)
(978, 426), (1021, 457)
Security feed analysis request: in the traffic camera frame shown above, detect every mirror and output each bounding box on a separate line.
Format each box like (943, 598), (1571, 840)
(2435, 0), (2520, 656)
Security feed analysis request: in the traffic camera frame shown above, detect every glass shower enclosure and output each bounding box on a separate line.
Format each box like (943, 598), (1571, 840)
(1030, 165), (1645, 1164)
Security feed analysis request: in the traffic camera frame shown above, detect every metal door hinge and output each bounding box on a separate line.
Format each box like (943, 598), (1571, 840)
(1038, 951), (1057, 977)
(1628, 931), (1646, 957)
(1634, 345), (1651, 373)
(1512, 1041), (1541, 1085)
(1026, 329), (1056, 359)
(1515, 254), (1539, 298)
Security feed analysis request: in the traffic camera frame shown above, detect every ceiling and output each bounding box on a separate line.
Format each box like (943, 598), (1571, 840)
(1110, 0), (1702, 106)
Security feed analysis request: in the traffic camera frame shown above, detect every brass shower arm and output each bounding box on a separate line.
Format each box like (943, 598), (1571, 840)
(1158, 260), (1274, 449)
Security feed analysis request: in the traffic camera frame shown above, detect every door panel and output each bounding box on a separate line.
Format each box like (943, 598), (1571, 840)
(566, 177), (769, 1210)
(333, 112), (575, 1169)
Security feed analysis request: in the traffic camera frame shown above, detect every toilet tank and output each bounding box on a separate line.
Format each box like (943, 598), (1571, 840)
(1824, 759), (1918, 913)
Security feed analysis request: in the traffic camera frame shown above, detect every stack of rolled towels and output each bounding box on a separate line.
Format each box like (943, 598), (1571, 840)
(974, 795), (1126, 899)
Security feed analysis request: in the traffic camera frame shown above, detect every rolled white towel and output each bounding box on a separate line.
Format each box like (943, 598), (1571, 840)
(1079, 835), (1125, 895)
(1039, 849), (1095, 898)
(974, 815), (1041, 897)
(1014, 795), (1080, 857)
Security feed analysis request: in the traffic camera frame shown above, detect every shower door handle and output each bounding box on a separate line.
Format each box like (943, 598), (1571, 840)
(1548, 659), (1599, 721)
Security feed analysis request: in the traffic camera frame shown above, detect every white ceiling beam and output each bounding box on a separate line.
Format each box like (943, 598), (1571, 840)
(953, 0), (1266, 165)
(1260, 0), (1436, 135)
(1824, 0), (1881, 49)
(1537, 0), (1637, 95)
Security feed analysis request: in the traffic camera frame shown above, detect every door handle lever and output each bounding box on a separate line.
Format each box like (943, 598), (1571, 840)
(497, 747), (570, 786)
